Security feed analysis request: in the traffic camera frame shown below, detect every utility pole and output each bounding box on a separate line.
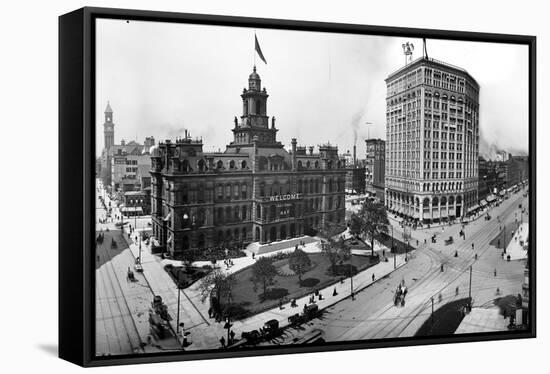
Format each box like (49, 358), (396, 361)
(350, 251), (354, 300)
(431, 296), (434, 323)
(176, 271), (182, 334)
(468, 265), (473, 309)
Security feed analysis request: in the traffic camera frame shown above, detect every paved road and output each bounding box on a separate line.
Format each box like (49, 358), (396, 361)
(273, 187), (529, 343)
(95, 185), (181, 356)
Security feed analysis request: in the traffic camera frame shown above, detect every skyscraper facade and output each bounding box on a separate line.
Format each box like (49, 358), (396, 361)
(385, 57), (480, 223)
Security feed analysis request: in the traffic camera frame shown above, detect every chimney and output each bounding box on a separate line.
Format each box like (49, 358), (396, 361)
(353, 145), (357, 168)
(309, 146), (314, 155)
(291, 138), (297, 171)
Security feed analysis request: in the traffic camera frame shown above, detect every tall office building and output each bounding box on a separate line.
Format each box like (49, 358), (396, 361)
(385, 56), (480, 222)
(365, 138), (386, 201)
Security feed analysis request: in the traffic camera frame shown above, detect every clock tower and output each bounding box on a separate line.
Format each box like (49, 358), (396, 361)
(229, 66), (281, 148)
(103, 101), (115, 151)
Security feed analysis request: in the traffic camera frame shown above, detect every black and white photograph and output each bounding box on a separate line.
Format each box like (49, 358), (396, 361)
(92, 14), (532, 359)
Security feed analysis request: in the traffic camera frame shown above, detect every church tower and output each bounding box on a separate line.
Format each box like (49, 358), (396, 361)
(229, 67), (281, 148)
(103, 101), (115, 151)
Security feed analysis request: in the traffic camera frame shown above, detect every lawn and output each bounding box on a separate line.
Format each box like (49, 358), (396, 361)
(415, 297), (471, 337)
(219, 252), (379, 320)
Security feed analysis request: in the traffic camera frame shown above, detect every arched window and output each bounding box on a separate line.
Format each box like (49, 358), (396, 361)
(241, 160), (247, 169)
(225, 207), (231, 222)
(229, 160), (235, 169)
(197, 233), (205, 248)
(225, 184), (231, 199)
(198, 159), (206, 172)
(256, 100), (261, 114)
(242, 205), (247, 220)
(216, 160), (223, 169)
(241, 183), (247, 199)
(297, 160), (303, 169)
(315, 161), (319, 169)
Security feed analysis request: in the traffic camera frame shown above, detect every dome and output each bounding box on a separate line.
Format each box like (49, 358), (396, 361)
(249, 66), (260, 80)
(149, 145), (161, 157)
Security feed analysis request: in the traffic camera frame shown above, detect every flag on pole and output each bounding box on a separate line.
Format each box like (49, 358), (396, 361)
(255, 34), (267, 64)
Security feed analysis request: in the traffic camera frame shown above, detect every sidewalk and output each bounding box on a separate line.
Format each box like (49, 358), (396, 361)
(123, 226), (408, 350)
(455, 307), (509, 334)
(505, 223), (529, 261)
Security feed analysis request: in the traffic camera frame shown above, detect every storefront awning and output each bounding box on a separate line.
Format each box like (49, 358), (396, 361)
(121, 206), (143, 213)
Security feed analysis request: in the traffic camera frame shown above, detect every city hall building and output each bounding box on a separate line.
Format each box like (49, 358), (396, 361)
(150, 67), (347, 255)
(385, 56), (480, 223)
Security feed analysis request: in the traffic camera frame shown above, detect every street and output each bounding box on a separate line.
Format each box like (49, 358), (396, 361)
(95, 185), (181, 356)
(273, 188), (528, 343)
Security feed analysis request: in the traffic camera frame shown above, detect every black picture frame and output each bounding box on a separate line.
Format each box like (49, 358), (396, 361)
(59, 6), (536, 367)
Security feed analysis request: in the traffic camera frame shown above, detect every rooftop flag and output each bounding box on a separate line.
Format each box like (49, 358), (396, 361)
(255, 34), (267, 64)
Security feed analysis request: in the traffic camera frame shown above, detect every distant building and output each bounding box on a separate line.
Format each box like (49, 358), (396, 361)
(506, 155), (529, 187)
(365, 138), (385, 201)
(150, 67), (347, 256)
(384, 56), (480, 222)
(123, 190), (151, 216)
(345, 166), (366, 195)
(98, 102), (155, 193)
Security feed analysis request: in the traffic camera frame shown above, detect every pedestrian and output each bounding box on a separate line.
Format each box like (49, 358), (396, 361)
(333, 287), (337, 296)
(230, 330), (235, 344)
(208, 307), (213, 318)
(455, 286), (459, 296)
(219, 336), (226, 348)
(494, 268), (497, 277)
(252, 252), (255, 260)
(475, 253), (478, 260)
(372, 273), (375, 282)
(471, 243), (474, 250)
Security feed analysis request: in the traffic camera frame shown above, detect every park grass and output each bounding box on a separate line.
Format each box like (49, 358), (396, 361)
(219, 252), (379, 320)
(415, 297), (471, 337)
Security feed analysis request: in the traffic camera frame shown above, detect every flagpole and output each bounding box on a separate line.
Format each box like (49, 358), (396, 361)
(254, 31), (256, 67)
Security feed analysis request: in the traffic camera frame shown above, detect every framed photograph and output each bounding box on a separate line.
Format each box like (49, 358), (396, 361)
(59, 7), (536, 367)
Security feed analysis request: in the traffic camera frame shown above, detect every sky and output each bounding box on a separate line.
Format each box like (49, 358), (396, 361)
(95, 18), (529, 159)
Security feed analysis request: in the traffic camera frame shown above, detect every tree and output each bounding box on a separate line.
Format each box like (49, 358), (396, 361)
(251, 257), (279, 300)
(288, 248), (312, 286)
(357, 200), (389, 256)
(348, 213), (364, 238)
(198, 269), (235, 315)
(318, 224), (351, 276)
